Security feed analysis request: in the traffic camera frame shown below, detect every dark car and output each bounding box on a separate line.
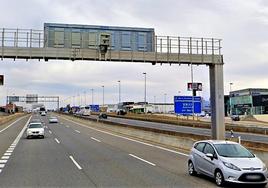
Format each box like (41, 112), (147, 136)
(231, 115), (240, 121)
(99, 113), (108, 119)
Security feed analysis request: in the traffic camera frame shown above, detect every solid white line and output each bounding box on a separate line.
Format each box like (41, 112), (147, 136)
(54, 138), (60, 144)
(69, 156), (82, 170)
(0, 160), (7, 163)
(75, 130), (80, 133)
(0, 164), (5, 168)
(129, 154), (156, 166)
(0, 116), (25, 133)
(90, 137), (101, 142)
(61, 117), (189, 157)
(49, 130), (52, 134)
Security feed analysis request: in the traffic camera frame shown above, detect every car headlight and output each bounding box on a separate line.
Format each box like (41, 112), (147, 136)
(223, 162), (241, 171)
(262, 163), (267, 171)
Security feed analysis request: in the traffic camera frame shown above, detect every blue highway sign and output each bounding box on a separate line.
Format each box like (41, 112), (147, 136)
(174, 96), (201, 115)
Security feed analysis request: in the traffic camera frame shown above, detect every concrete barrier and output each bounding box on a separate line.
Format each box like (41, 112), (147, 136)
(254, 114), (268, 123)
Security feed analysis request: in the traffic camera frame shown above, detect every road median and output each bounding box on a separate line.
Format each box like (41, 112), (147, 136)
(0, 113), (26, 127)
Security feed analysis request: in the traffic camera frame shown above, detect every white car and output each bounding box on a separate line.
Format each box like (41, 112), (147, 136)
(26, 123), (45, 139)
(41, 111), (46, 116)
(188, 140), (268, 186)
(49, 117), (58, 123)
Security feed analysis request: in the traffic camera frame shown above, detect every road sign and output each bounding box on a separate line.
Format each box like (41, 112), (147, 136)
(90, 105), (100, 112)
(0, 75), (3, 85)
(8, 96), (20, 103)
(174, 96), (202, 114)
(187, 82), (202, 91)
(26, 94), (38, 103)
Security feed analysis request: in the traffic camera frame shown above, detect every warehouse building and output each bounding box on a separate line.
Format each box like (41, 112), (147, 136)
(230, 88), (268, 115)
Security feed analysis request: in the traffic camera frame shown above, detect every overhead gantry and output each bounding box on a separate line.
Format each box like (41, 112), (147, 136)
(0, 27), (224, 139)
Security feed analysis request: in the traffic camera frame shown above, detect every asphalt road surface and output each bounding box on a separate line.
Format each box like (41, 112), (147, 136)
(0, 114), (266, 187)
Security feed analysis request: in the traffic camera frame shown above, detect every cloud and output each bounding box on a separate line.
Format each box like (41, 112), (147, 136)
(0, 0), (268, 108)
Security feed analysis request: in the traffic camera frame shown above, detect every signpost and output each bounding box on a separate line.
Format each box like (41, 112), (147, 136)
(174, 96), (201, 115)
(90, 105), (100, 112)
(0, 75), (4, 85)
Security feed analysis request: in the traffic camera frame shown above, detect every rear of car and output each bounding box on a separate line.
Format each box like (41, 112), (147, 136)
(26, 123), (45, 139)
(49, 117), (58, 123)
(188, 140), (268, 187)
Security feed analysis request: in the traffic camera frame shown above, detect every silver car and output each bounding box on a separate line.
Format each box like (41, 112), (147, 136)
(49, 116), (58, 123)
(188, 140), (268, 187)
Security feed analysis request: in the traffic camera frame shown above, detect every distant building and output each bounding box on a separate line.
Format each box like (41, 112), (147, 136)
(230, 88), (268, 115)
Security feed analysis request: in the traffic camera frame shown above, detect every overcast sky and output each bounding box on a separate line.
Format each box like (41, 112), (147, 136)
(1, 0), (268, 108)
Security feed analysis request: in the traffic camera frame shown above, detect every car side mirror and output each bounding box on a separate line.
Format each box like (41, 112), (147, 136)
(206, 153), (214, 160)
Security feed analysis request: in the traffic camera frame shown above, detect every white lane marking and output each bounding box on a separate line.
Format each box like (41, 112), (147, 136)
(75, 130), (80, 133)
(0, 164), (5, 168)
(1, 156), (9, 159)
(69, 156), (82, 170)
(0, 169), (2, 173)
(3, 153), (11, 156)
(54, 138), (60, 144)
(61, 117), (189, 157)
(6, 149), (13, 153)
(9, 146), (15, 148)
(129, 154), (156, 166)
(66, 125), (69, 128)
(14, 116), (32, 144)
(49, 130), (52, 134)
(0, 160), (7, 163)
(0, 116), (25, 133)
(90, 137), (101, 143)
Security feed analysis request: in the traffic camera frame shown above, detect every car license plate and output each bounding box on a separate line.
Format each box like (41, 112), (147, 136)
(246, 175), (261, 180)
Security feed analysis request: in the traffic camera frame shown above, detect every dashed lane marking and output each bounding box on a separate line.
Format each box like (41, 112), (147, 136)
(129, 154), (156, 166)
(90, 137), (101, 143)
(69, 156), (82, 170)
(55, 138), (60, 144)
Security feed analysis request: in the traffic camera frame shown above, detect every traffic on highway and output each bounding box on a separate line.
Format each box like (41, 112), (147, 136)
(0, 113), (266, 187)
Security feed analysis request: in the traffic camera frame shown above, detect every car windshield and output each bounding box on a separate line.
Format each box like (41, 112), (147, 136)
(214, 143), (254, 158)
(28, 123), (43, 128)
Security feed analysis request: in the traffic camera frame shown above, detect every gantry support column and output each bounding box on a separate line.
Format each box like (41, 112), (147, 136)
(209, 63), (225, 140)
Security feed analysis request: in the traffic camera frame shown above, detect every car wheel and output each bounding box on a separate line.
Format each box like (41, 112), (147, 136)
(215, 170), (225, 187)
(188, 161), (197, 176)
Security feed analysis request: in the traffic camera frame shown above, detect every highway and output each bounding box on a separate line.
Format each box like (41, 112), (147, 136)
(79, 114), (268, 144)
(0, 114), (248, 187)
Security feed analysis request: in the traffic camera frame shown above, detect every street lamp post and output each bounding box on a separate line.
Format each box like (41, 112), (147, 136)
(101, 85), (104, 106)
(84, 91), (86, 106)
(91, 89), (94, 105)
(229, 82), (234, 116)
(164, 93), (167, 113)
(143, 73), (147, 103)
(118, 80), (121, 104)
(143, 72), (147, 113)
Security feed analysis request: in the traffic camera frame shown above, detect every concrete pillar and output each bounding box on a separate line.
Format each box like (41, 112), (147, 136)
(209, 64), (225, 140)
